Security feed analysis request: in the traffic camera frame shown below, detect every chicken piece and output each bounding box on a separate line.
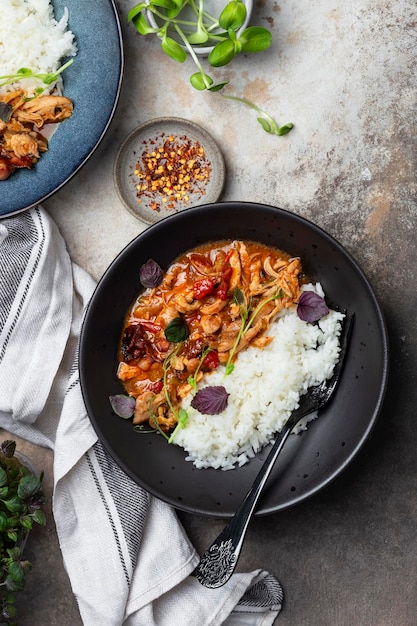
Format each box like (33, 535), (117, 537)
(133, 391), (165, 424)
(200, 297), (228, 315)
(173, 292), (200, 313)
(251, 335), (274, 348)
(14, 95), (73, 129)
(217, 319), (242, 353)
(200, 313), (222, 335)
(6, 132), (41, 159)
(263, 256), (288, 279)
(228, 247), (242, 291)
(278, 258), (302, 299)
(117, 362), (141, 381)
(155, 408), (178, 431)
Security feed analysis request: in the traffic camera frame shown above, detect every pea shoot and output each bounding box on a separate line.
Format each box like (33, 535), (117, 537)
(0, 60), (74, 97)
(127, 0), (272, 93)
(225, 288), (284, 375)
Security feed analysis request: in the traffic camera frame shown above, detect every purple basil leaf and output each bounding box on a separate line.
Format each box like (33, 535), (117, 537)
(109, 394), (136, 418)
(297, 291), (329, 322)
(191, 386), (229, 415)
(139, 259), (163, 288)
(0, 440), (16, 458)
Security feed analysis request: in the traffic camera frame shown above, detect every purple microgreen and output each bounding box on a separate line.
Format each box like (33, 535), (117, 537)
(109, 394), (136, 418)
(164, 316), (189, 343)
(191, 385), (230, 415)
(139, 258), (164, 288)
(297, 291), (329, 323)
(0, 440), (16, 458)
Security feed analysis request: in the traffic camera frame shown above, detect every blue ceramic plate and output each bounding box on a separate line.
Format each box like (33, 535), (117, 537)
(0, 0), (123, 217)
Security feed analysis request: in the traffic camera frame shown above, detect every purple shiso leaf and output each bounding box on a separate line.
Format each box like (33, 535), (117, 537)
(297, 291), (329, 323)
(191, 386), (230, 415)
(109, 394), (136, 418)
(139, 259), (164, 288)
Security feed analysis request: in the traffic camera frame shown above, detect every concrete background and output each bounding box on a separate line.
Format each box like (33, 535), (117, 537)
(4, 0), (417, 623)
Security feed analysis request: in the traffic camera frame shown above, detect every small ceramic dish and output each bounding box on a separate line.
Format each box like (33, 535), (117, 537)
(114, 118), (225, 224)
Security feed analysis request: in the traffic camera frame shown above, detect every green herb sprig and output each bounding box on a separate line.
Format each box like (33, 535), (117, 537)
(223, 95), (294, 136)
(0, 60), (74, 97)
(127, 0), (272, 93)
(0, 440), (46, 625)
(225, 288), (284, 375)
(187, 345), (211, 391)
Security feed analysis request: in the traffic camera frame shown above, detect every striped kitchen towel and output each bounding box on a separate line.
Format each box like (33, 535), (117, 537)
(0, 206), (283, 626)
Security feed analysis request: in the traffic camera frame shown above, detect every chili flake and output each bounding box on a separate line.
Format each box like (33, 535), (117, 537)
(133, 132), (212, 212)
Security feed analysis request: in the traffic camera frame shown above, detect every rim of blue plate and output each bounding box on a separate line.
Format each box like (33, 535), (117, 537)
(0, 0), (123, 218)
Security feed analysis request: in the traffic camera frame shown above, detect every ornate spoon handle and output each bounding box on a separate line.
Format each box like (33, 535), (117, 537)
(195, 415), (298, 588)
(195, 313), (352, 589)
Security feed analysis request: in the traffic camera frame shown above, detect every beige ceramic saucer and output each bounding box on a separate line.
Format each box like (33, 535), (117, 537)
(114, 117), (225, 224)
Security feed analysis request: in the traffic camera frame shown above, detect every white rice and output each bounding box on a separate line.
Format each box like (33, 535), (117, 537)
(0, 0), (77, 96)
(175, 284), (344, 470)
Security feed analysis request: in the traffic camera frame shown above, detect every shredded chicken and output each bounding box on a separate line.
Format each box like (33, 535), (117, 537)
(117, 240), (304, 434)
(0, 88), (73, 179)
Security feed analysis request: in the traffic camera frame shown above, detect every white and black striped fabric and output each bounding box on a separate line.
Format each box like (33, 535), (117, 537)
(0, 206), (283, 625)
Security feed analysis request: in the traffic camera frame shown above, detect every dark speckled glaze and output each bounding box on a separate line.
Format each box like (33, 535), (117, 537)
(79, 202), (389, 518)
(0, 0), (123, 217)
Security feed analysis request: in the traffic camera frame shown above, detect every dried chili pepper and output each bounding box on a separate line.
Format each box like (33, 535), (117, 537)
(193, 278), (215, 300)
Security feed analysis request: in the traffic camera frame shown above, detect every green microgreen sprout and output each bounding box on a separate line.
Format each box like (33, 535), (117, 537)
(127, 0), (272, 93)
(161, 346), (190, 444)
(225, 288), (249, 376)
(223, 95), (294, 136)
(225, 287), (284, 375)
(187, 345), (212, 391)
(0, 60), (74, 98)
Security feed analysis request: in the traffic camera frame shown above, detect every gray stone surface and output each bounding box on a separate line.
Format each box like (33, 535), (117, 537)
(3, 0), (417, 624)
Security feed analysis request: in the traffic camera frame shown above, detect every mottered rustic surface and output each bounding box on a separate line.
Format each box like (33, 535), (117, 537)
(6, 0), (417, 624)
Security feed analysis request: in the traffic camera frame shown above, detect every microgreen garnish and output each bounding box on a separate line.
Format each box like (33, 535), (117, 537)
(187, 345), (212, 391)
(223, 95), (294, 136)
(225, 288), (284, 375)
(297, 291), (329, 323)
(0, 60), (74, 95)
(168, 408), (189, 443)
(127, 1), (272, 93)
(109, 394), (136, 418)
(162, 347), (190, 443)
(164, 316), (189, 343)
(139, 258), (164, 288)
(133, 424), (158, 434)
(191, 385), (230, 414)
(149, 413), (170, 441)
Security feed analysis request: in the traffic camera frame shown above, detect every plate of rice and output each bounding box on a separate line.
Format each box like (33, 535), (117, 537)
(0, 0), (123, 217)
(79, 202), (389, 518)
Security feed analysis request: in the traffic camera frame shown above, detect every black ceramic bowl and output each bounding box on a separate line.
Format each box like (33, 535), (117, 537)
(79, 202), (389, 518)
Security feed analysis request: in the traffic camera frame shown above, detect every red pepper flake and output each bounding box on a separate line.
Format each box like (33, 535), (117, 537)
(132, 132), (212, 213)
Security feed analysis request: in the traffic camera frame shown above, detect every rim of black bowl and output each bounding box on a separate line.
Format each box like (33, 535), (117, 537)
(79, 202), (389, 517)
